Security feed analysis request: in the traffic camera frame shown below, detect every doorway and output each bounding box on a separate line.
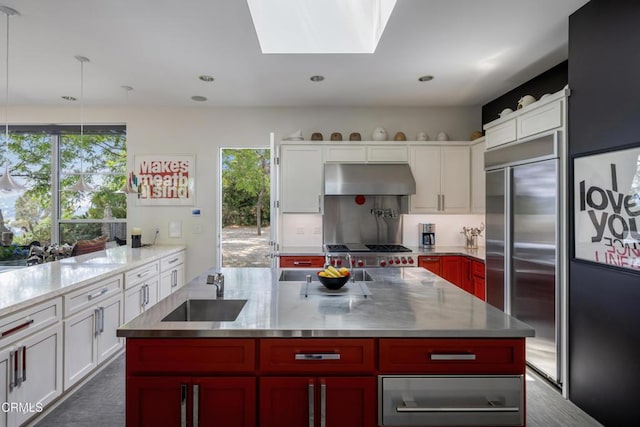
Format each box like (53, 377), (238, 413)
(220, 148), (271, 267)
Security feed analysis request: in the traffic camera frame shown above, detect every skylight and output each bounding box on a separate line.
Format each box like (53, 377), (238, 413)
(247, 0), (397, 54)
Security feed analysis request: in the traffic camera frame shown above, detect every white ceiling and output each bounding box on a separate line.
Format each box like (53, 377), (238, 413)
(2, 0), (589, 107)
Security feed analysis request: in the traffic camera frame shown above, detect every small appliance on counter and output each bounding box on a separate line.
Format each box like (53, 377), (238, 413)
(131, 227), (142, 248)
(419, 223), (435, 248)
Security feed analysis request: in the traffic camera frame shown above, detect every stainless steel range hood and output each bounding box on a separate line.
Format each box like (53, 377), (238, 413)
(324, 163), (416, 195)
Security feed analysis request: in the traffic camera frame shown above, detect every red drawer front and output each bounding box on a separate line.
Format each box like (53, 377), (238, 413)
(379, 338), (525, 374)
(259, 339), (375, 373)
(280, 256), (325, 268)
(126, 338), (256, 374)
(472, 260), (485, 278)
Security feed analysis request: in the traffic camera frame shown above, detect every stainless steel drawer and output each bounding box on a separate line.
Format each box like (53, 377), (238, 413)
(379, 375), (524, 426)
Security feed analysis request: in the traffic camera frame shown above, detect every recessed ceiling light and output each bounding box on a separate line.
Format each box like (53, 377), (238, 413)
(418, 75), (434, 82)
(62, 96), (77, 101)
(191, 96), (207, 102)
(199, 75), (215, 82)
(310, 75), (325, 82)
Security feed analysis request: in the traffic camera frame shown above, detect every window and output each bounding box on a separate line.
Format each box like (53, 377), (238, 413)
(0, 125), (127, 248)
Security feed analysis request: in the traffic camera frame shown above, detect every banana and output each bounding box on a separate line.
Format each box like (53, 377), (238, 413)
(319, 265), (350, 278)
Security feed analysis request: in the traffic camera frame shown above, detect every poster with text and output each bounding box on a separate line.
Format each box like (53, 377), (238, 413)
(134, 154), (195, 205)
(574, 145), (640, 271)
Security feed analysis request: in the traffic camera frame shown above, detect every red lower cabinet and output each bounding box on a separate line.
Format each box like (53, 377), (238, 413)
(127, 376), (256, 427)
(260, 376), (376, 427)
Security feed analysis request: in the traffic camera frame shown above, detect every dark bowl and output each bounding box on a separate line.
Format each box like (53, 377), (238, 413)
(317, 273), (350, 290)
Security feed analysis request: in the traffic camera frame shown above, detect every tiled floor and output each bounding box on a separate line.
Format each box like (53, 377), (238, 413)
(32, 353), (602, 427)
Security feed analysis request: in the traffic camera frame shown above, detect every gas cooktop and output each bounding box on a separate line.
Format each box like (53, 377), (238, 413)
(325, 244), (411, 253)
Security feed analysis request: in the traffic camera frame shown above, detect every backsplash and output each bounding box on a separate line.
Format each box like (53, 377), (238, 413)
(280, 213), (486, 248)
(402, 214), (486, 247)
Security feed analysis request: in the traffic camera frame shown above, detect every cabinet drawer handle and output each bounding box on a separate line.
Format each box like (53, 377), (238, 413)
(293, 260), (312, 266)
(168, 257), (179, 264)
(137, 269), (152, 278)
(1, 319), (34, 337)
(308, 382), (314, 427)
(430, 353), (477, 361)
(396, 402), (519, 413)
(421, 258), (440, 262)
(295, 353), (341, 361)
(88, 287), (108, 300)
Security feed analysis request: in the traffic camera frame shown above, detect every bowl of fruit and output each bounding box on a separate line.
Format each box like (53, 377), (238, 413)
(317, 266), (351, 290)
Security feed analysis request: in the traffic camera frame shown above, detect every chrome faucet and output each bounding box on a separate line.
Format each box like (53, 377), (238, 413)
(207, 273), (224, 298)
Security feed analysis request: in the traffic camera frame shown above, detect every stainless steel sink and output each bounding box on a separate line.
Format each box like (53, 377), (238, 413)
(162, 299), (247, 322)
(278, 269), (373, 282)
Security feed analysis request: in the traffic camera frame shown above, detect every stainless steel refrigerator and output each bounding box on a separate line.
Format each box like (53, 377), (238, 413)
(485, 132), (562, 386)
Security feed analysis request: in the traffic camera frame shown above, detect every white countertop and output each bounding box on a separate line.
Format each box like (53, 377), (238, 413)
(0, 245), (185, 316)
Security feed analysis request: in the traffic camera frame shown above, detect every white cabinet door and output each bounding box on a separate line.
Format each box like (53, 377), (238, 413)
(63, 308), (97, 390)
(159, 264), (185, 300)
(409, 146), (441, 213)
(0, 347), (9, 427)
(96, 295), (123, 363)
(324, 145), (366, 162)
(367, 145), (408, 162)
(440, 146), (470, 213)
(470, 139), (486, 213)
(123, 278), (159, 323)
(280, 145), (323, 213)
(12, 324), (63, 426)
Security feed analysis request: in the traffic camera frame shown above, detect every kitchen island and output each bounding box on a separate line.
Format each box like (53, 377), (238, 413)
(118, 267), (534, 427)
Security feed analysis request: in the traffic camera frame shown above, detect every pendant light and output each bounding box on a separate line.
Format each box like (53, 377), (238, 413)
(117, 85), (138, 195)
(69, 55), (94, 193)
(0, 5), (24, 192)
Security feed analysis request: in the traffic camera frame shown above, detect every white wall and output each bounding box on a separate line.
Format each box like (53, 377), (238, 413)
(11, 104), (480, 279)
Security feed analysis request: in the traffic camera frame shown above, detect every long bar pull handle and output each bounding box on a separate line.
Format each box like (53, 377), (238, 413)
(193, 384), (199, 427)
(180, 384), (188, 427)
(295, 353), (341, 361)
(171, 270), (178, 288)
(318, 195), (322, 213)
(99, 307), (105, 334)
(320, 381), (326, 427)
(397, 403), (519, 413)
(168, 257), (179, 265)
(88, 288), (108, 300)
(1, 318), (34, 337)
(430, 353), (477, 361)
(21, 345), (26, 383)
(293, 260), (313, 266)
(9, 350), (15, 391)
(308, 382), (314, 427)
(16, 345), (23, 386)
(94, 308), (101, 336)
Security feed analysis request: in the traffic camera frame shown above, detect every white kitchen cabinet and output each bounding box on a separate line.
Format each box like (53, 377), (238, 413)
(409, 145), (470, 213)
(367, 145), (408, 162)
(409, 146), (441, 212)
(484, 88), (568, 149)
(0, 323), (63, 427)
(470, 137), (486, 213)
(124, 277), (159, 324)
(63, 293), (123, 390)
(280, 145), (323, 213)
(124, 261), (160, 323)
(159, 251), (185, 300)
(324, 145), (367, 162)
